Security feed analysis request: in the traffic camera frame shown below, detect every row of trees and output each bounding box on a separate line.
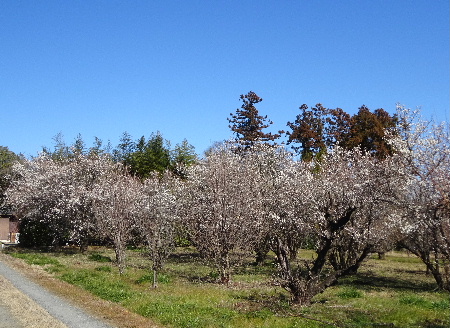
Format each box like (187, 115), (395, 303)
(228, 91), (398, 161)
(4, 104), (449, 304)
(6, 153), (177, 281)
(1, 92), (449, 305)
(228, 92), (449, 299)
(40, 131), (198, 179)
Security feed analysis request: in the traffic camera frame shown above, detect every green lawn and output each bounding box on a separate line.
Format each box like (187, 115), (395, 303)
(7, 247), (449, 328)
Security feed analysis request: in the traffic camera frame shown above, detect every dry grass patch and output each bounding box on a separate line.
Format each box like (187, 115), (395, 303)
(0, 273), (68, 328)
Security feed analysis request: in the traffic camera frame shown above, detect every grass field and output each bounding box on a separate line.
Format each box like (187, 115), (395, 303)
(5, 247), (449, 328)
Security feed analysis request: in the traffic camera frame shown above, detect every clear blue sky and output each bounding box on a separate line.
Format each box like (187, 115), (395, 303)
(1, 1), (449, 157)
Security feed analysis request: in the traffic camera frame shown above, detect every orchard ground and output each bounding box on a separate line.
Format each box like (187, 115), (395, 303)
(1, 246), (448, 328)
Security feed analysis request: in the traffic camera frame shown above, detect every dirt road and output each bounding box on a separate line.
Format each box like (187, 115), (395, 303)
(0, 254), (113, 328)
(0, 252), (159, 328)
(0, 302), (24, 328)
(0, 272), (68, 328)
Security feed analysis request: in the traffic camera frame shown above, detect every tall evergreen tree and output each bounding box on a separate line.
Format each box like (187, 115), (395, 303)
(324, 107), (352, 148)
(171, 139), (198, 178)
(43, 133), (112, 161)
(171, 139), (197, 166)
(127, 132), (171, 179)
(42, 132), (71, 162)
(228, 91), (280, 149)
(113, 132), (135, 163)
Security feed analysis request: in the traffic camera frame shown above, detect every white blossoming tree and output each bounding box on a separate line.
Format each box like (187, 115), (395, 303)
(135, 172), (178, 287)
(7, 153), (116, 250)
(91, 163), (141, 274)
(179, 143), (265, 284)
(248, 144), (306, 265)
(265, 146), (408, 305)
(62, 154), (117, 251)
(393, 107), (450, 291)
(7, 155), (73, 247)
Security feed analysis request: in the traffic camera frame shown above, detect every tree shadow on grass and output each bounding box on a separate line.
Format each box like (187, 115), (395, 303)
(420, 319), (450, 328)
(165, 251), (216, 282)
(231, 289), (292, 315)
(167, 250), (202, 263)
(339, 272), (436, 292)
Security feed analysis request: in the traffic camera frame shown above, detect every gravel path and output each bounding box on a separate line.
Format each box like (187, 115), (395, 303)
(0, 258), (114, 328)
(0, 303), (24, 328)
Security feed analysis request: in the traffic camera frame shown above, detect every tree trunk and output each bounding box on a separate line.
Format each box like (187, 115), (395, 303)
(79, 237), (89, 253)
(254, 236), (271, 266)
(152, 269), (158, 288)
(218, 253), (231, 285)
(290, 287), (315, 306)
(443, 262), (450, 291)
(340, 246), (372, 277)
(404, 245), (450, 292)
(288, 273), (339, 305)
(255, 249), (268, 266)
(423, 259), (450, 291)
(274, 238), (319, 305)
(114, 238), (126, 275)
(287, 238), (300, 262)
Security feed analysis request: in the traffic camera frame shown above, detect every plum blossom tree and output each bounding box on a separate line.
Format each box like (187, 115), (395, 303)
(0, 146), (20, 213)
(6, 153), (116, 249)
(135, 173), (178, 287)
(179, 142), (265, 284)
(245, 144), (304, 265)
(8, 157), (58, 246)
(7, 155), (76, 246)
(266, 146), (408, 305)
(392, 107), (450, 291)
(91, 163), (142, 274)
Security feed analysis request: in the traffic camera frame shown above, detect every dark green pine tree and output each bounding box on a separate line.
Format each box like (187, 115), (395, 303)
(171, 139), (197, 166)
(129, 132), (172, 179)
(170, 139), (198, 178)
(228, 91), (280, 149)
(113, 132), (135, 163)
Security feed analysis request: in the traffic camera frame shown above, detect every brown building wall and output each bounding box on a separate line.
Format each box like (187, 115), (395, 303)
(0, 217), (10, 240)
